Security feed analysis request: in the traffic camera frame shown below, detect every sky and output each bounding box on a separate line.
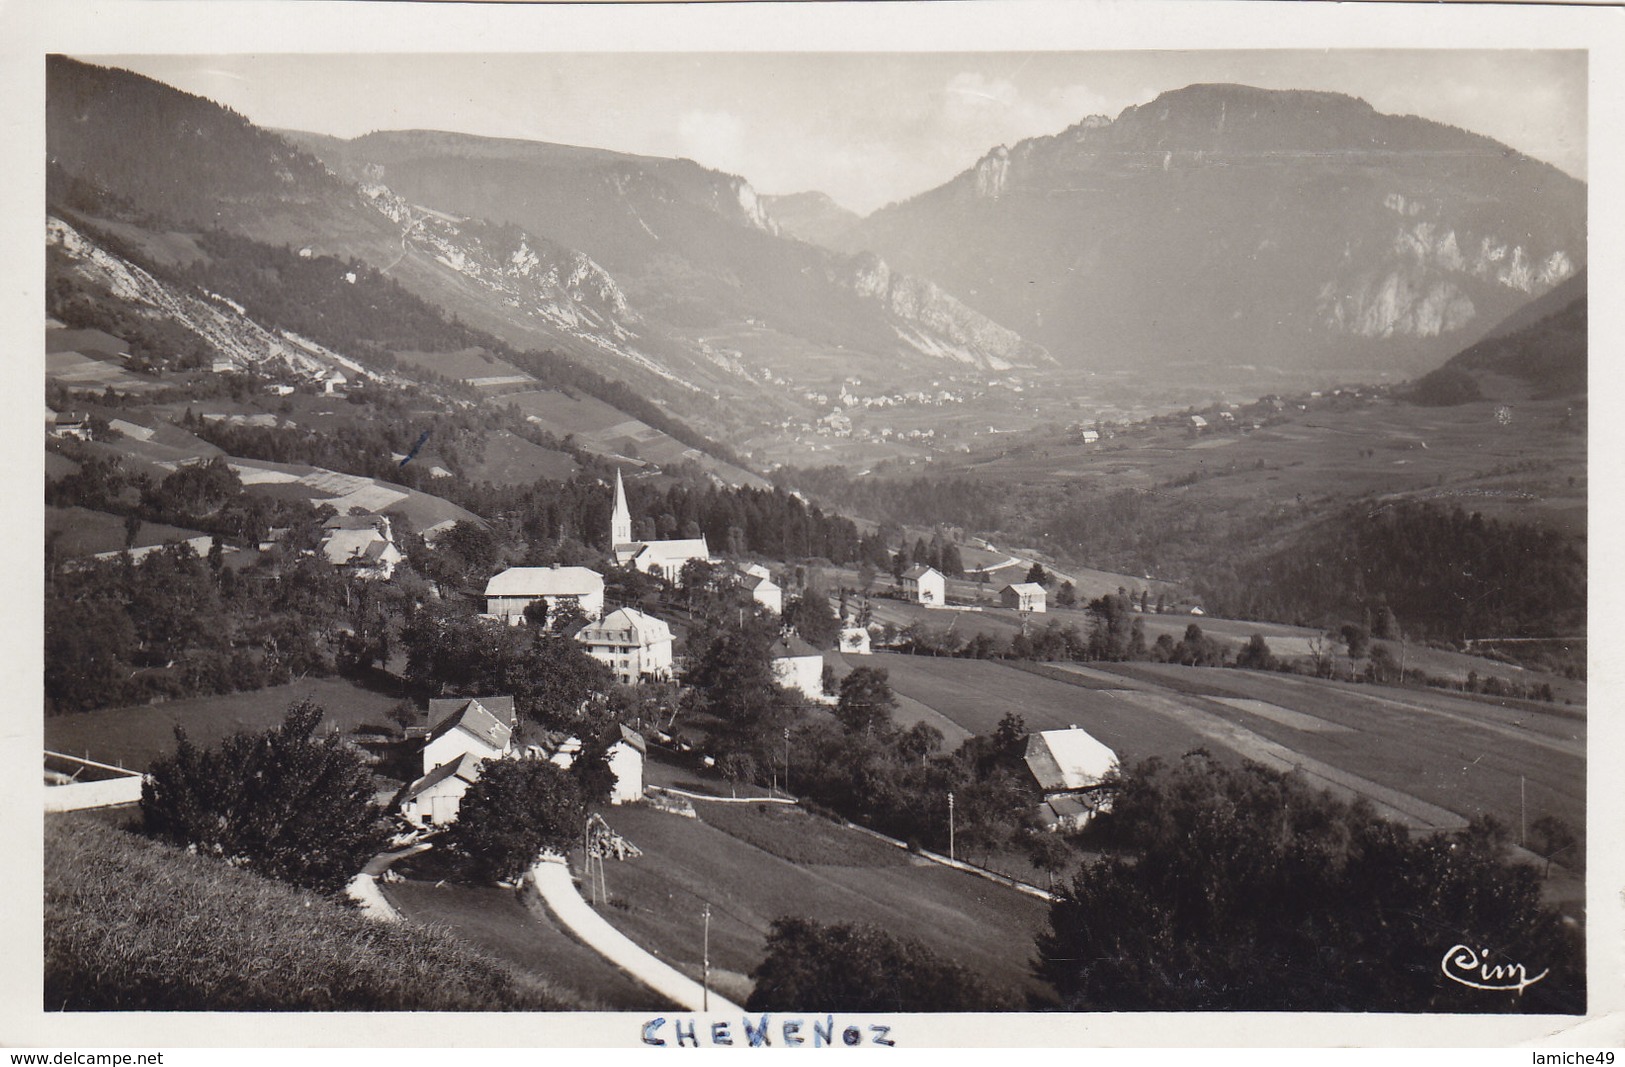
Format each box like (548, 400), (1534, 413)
(99, 51), (1586, 216)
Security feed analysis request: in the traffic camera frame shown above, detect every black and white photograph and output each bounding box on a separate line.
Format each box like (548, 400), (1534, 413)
(6, 0), (1622, 1051)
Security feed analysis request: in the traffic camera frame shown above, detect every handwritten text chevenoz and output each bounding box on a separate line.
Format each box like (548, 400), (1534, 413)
(641, 1015), (895, 1047)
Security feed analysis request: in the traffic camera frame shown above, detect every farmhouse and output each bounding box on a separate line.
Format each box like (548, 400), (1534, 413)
(483, 565), (606, 624)
(1024, 726), (1118, 832)
(320, 514), (403, 580)
(48, 410), (91, 441)
(399, 752), (484, 827)
(422, 695), (516, 775)
(771, 634), (832, 704)
(609, 469), (711, 582)
(1001, 582), (1048, 613)
(901, 564), (946, 606)
(574, 607), (675, 685)
(320, 367), (348, 395)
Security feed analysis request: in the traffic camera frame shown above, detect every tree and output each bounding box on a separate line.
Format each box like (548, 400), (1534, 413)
(1055, 581), (1077, 608)
(1528, 815), (1577, 879)
(1339, 623), (1371, 659)
(746, 918), (1010, 1011)
(784, 590), (840, 648)
(140, 701), (386, 895)
(437, 757), (587, 884)
(1236, 633), (1276, 671)
(836, 667), (897, 736)
(718, 751), (758, 797)
(1025, 562), (1049, 587)
(1037, 753), (1581, 1012)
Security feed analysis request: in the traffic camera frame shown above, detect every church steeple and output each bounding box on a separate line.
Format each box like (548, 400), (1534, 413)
(611, 468), (633, 546)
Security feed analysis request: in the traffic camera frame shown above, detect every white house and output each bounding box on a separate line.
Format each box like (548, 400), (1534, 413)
(838, 627), (872, 655)
(320, 514), (403, 580)
(483, 565), (605, 624)
(608, 469), (711, 582)
(534, 724), (647, 805)
(606, 725), (647, 805)
(574, 607), (675, 685)
(1024, 726), (1119, 832)
(901, 564), (946, 606)
(1001, 582), (1048, 613)
(399, 752), (484, 827)
(321, 368), (348, 395)
(737, 566), (783, 614)
(422, 696), (516, 775)
(771, 634), (832, 704)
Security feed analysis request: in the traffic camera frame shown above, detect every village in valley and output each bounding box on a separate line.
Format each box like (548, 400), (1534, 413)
(39, 47), (1590, 1020)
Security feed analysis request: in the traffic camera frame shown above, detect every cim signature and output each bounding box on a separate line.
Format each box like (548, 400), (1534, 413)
(1441, 944), (1549, 994)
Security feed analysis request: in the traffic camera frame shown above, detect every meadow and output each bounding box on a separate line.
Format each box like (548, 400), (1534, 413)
(43, 677), (404, 773)
(45, 814), (577, 1011)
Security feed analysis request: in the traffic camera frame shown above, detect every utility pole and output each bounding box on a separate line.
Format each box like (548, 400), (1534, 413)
(784, 727), (791, 797)
(947, 790), (956, 863)
(1521, 775), (1527, 846)
(702, 903), (712, 1012)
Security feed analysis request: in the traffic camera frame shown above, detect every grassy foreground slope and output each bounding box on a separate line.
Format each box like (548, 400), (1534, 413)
(45, 815), (579, 1011)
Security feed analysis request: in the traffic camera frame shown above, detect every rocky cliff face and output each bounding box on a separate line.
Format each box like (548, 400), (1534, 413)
(857, 83), (1586, 385)
(833, 252), (1051, 370)
(48, 215), (360, 379)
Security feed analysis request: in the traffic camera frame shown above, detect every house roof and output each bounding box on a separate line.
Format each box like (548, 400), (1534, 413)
(401, 752), (484, 802)
(426, 697), (514, 753)
(484, 566), (604, 598)
(1002, 582), (1046, 597)
(429, 695), (516, 729)
(616, 723), (647, 755)
(902, 564), (942, 581)
(577, 607), (672, 647)
(1024, 727), (1118, 793)
(321, 528), (390, 566)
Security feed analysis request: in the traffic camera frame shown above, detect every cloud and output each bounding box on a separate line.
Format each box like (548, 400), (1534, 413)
(676, 109), (749, 174)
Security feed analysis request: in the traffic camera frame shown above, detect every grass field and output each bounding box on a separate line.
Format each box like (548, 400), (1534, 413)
(43, 678), (404, 773)
(382, 878), (663, 1011)
(871, 652), (1584, 890)
(46, 814), (576, 1011)
(45, 505), (209, 559)
(583, 802), (1058, 1008)
(465, 429), (579, 486)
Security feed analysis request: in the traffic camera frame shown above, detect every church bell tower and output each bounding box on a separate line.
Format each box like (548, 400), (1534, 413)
(611, 468), (634, 546)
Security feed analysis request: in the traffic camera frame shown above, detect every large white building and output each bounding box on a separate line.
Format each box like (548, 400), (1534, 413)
(574, 607), (675, 685)
(609, 469), (711, 582)
(901, 564), (946, 606)
(484, 565), (605, 624)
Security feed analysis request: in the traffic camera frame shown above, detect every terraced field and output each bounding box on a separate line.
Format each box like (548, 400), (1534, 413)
(870, 653), (1585, 879)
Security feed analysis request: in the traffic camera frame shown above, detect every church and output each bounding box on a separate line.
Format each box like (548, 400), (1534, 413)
(610, 469), (711, 582)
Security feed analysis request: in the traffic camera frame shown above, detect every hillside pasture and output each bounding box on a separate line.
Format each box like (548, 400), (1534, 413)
(393, 346), (532, 385)
(46, 505), (209, 559)
(875, 653), (1584, 877)
(465, 429), (579, 485)
(583, 801), (1057, 1008)
(43, 678), (403, 773)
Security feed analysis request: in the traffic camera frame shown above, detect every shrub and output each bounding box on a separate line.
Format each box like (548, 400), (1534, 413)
(141, 700), (387, 895)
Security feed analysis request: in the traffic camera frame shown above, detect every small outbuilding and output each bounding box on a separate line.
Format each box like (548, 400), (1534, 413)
(1000, 582), (1048, 613)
